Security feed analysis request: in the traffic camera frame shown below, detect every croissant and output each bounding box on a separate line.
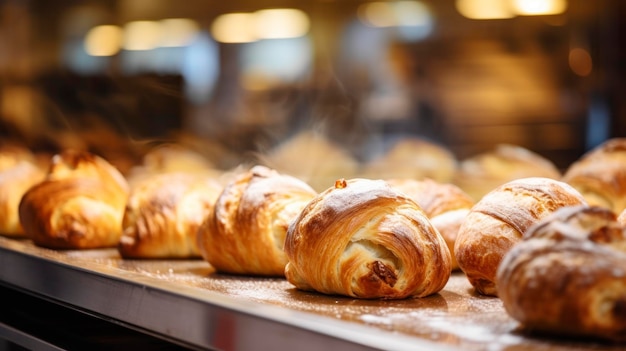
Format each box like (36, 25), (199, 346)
(197, 165), (317, 276)
(454, 177), (587, 296)
(119, 172), (223, 258)
(562, 138), (626, 214)
(387, 178), (474, 271)
(19, 149), (129, 249)
(496, 205), (626, 342)
(284, 178), (451, 299)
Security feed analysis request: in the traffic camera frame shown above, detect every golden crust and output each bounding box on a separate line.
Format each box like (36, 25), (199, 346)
(119, 172), (223, 259)
(387, 178), (474, 271)
(197, 165), (317, 276)
(496, 205), (626, 342)
(284, 178), (451, 299)
(19, 149), (129, 249)
(454, 177), (587, 296)
(562, 138), (626, 214)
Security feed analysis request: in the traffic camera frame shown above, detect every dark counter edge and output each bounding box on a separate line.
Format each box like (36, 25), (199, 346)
(0, 241), (456, 351)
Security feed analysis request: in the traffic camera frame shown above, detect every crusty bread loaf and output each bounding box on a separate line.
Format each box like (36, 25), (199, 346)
(387, 178), (474, 271)
(197, 165), (317, 276)
(496, 205), (626, 342)
(284, 178), (451, 299)
(453, 144), (562, 202)
(19, 149), (129, 249)
(119, 172), (223, 259)
(454, 177), (587, 296)
(562, 138), (626, 214)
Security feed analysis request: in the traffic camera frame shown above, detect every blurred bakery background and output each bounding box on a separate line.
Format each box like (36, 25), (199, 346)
(0, 0), (624, 184)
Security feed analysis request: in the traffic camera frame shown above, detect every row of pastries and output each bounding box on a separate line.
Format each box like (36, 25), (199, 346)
(0, 135), (625, 343)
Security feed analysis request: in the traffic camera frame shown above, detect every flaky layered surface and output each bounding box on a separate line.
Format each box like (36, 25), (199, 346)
(454, 177), (587, 296)
(496, 205), (626, 342)
(284, 178), (451, 299)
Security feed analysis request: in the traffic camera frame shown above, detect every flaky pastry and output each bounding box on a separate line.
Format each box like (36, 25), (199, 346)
(284, 178), (451, 299)
(197, 165), (317, 276)
(119, 172), (223, 258)
(454, 177), (587, 296)
(496, 205), (626, 342)
(19, 149), (129, 249)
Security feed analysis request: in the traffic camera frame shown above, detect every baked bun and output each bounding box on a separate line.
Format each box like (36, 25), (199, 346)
(119, 172), (222, 258)
(453, 144), (561, 202)
(562, 138), (626, 214)
(284, 178), (451, 299)
(19, 149), (129, 249)
(496, 205), (626, 342)
(454, 177), (587, 296)
(197, 165), (317, 276)
(387, 178), (474, 271)
(360, 137), (457, 183)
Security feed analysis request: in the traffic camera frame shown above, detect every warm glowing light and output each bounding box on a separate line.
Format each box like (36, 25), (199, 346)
(254, 9), (310, 39)
(358, 2), (396, 27)
(84, 25), (123, 56)
(211, 13), (257, 43)
(123, 21), (162, 50)
(456, 0), (515, 19)
(512, 0), (567, 15)
(358, 1), (432, 27)
(159, 18), (200, 47)
(569, 48), (592, 77)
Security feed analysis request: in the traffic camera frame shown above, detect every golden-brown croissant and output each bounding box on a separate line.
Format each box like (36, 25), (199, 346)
(197, 165), (317, 276)
(496, 205), (626, 342)
(284, 178), (451, 299)
(562, 138), (626, 214)
(387, 178), (474, 271)
(454, 177), (587, 296)
(19, 149), (129, 249)
(119, 172), (223, 258)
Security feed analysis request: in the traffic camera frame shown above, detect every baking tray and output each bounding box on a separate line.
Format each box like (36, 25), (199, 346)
(0, 236), (621, 351)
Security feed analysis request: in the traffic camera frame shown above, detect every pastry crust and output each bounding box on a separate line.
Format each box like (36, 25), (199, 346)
(496, 205), (626, 342)
(454, 177), (587, 296)
(119, 172), (222, 258)
(197, 165), (317, 276)
(19, 149), (129, 249)
(284, 178), (451, 299)
(388, 178), (474, 271)
(562, 138), (626, 214)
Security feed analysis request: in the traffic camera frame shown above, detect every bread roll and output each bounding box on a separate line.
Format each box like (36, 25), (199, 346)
(453, 144), (562, 202)
(197, 165), (317, 276)
(360, 137), (457, 183)
(454, 177), (587, 296)
(19, 149), (129, 249)
(119, 172), (222, 258)
(284, 178), (451, 299)
(496, 205), (626, 342)
(387, 178), (474, 271)
(562, 138), (626, 214)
